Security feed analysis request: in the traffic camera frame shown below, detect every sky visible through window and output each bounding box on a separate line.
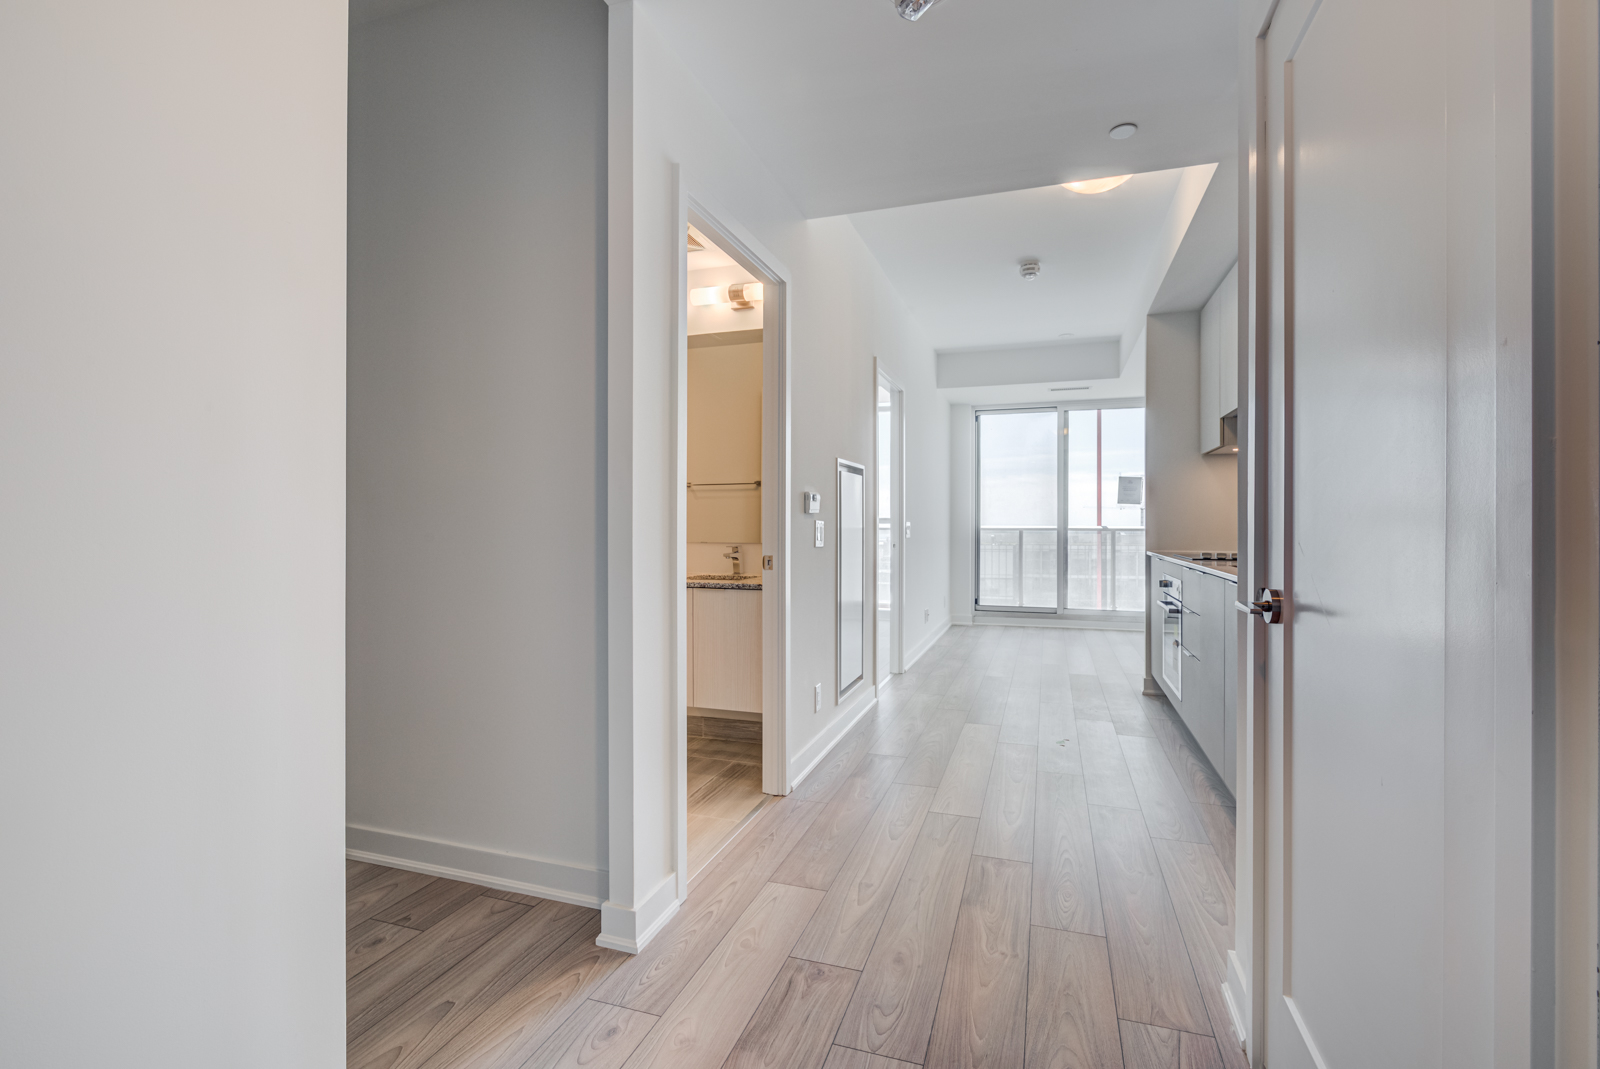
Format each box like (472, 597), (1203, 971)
(979, 407), (1144, 529)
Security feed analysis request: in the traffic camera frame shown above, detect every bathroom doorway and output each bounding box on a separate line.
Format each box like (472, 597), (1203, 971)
(678, 213), (784, 882)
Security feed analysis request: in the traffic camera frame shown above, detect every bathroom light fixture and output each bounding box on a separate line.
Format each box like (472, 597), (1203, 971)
(895, 0), (942, 21)
(1019, 260), (1042, 281)
(1109, 123), (1138, 140)
(689, 282), (764, 308)
(1064, 174), (1131, 195)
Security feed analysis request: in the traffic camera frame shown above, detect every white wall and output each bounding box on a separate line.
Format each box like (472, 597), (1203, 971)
(0, 1), (346, 1065)
(606, 0), (950, 947)
(1144, 311), (1237, 553)
(688, 340), (763, 543)
(347, 0), (610, 904)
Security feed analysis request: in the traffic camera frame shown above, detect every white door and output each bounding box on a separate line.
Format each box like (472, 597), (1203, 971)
(1255, 0), (1449, 1064)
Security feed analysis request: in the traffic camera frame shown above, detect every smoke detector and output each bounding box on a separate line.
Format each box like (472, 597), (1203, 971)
(1020, 260), (1042, 281)
(895, 0), (943, 21)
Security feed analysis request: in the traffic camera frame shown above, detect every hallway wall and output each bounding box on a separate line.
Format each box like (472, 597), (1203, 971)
(606, 0), (951, 945)
(347, 0), (610, 903)
(0, 1), (347, 1064)
(1144, 311), (1237, 553)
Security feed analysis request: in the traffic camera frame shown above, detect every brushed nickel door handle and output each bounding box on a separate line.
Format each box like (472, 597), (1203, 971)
(1250, 588), (1284, 624)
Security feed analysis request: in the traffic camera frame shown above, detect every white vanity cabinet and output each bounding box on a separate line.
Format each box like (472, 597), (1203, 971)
(688, 586), (762, 713)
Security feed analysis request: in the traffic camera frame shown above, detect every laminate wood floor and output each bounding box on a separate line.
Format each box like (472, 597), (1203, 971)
(347, 624), (1245, 1069)
(688, 733), (767, 879)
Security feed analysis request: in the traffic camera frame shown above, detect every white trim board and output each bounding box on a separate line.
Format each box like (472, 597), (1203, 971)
(902, 617), (951, 671)
(972, 612), (1144, 632)
(346, 824), (605, 909)
(597, 873), (680, 954)
(787, 688), (878, 791)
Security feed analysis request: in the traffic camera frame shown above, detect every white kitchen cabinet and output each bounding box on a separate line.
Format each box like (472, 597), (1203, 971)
(688, 587), (762, 713)
(1198, 261), (1240, 455)
(1148, 554), (1238, 797)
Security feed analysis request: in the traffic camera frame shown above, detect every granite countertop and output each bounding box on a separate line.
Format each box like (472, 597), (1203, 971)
(1148, 551), (1239, 581)
(687, 574), (763, 590)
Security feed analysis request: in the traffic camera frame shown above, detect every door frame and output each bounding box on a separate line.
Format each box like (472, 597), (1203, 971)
(673, 191), (791, 903)
(874, 364), (904, 681)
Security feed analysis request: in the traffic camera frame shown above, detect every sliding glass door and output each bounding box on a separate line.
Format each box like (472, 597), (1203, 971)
(976, 404), (1145, 616)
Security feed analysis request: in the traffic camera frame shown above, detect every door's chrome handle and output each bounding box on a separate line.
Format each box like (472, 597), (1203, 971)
(1250, 588), (1284, 624)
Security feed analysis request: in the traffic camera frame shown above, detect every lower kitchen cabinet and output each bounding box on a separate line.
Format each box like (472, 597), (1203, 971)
(1148, 553), (1238, 797)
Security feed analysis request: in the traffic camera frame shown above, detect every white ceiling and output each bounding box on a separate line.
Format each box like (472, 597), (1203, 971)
(848, 166), (1207, 352)
(644, 0), (1237, 218)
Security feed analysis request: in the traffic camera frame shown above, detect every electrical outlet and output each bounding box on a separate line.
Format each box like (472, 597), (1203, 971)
(814, 683), (822, 713)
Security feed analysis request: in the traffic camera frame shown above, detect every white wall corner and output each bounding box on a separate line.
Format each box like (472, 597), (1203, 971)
(1225, 949), (1250, 1049)
(596, 873), (680, 954)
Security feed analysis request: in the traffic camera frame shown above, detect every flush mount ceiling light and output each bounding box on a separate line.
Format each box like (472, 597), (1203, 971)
(1063, 174), (1132, 195)
(1019, 259), (1042, 281)
(1108, 123), (1138, 140)
(689, 282), (764, 308)
(895, 0), (942, 21)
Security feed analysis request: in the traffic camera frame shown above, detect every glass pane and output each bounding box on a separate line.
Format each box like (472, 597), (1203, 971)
(1065, 408), (1146, 611)
(977, 410), (1058, 608)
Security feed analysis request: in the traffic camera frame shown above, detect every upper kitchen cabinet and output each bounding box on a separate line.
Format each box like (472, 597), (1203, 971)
(1198, 261), (1240, 455)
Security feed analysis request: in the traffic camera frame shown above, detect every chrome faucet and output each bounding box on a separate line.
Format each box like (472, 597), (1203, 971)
(723, 545), (742, 575)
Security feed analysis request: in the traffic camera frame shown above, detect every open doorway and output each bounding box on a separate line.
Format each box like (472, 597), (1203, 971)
(875, 370), (903, 684)
(680, 219), (781, 881)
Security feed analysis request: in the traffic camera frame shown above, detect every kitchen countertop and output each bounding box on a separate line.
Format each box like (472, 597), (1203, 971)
(687, 574), (763, 590)
(1148, 551), (1239, 582)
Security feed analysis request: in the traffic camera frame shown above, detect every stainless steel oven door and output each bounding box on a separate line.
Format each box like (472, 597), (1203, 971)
(1159, 574), (1183, 700)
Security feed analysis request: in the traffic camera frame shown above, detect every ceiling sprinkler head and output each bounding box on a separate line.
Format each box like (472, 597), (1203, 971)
(1020, 260), (1042, 281)
(895, 0), (942, 21)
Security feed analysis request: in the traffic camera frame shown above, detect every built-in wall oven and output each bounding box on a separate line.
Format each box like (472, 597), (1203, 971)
(1158, 571), (1183, 699)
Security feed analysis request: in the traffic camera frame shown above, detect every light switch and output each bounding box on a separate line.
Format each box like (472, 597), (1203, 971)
(904, 520), (912, 540)
(762, 554), (773, 570)
(814, 519), (825, 548)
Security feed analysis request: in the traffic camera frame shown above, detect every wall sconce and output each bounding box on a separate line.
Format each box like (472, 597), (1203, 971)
(689, 282), (764, 309)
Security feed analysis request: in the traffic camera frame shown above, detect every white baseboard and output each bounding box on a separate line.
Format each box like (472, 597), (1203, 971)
(951, 612), (974, 627)
(346, 824), (604, 909)
(1225, 949), (1250, 1050)
(787, 687), (878, 791)
(902, 617), (952, 670)
(973, 611), (1143, 632)
(596, 872), (680, 954)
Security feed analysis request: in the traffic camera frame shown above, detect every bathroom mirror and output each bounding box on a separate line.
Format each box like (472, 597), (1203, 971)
(838, 460), (866, 698)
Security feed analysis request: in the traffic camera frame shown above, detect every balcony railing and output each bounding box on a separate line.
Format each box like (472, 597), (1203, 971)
(978, 526), (1146, 611)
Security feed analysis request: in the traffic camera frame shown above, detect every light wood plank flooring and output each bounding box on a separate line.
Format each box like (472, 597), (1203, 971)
(688, 733), (768, 878)
(347, 624), (1245, 1069)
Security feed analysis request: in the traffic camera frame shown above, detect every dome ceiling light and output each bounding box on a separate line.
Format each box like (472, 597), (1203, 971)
(1063, 174), (1132, 195)
(1108, 123), (1138, 140)
(895, 0), (943, 21)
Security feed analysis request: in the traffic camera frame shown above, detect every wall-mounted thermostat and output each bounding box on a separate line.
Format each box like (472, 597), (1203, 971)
(803, 491), (821, 514)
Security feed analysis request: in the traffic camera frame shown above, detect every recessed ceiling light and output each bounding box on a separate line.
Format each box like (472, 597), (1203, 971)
(895, 0), (941, 20)
(1109, 123), (1138, 140)
(1064, 175), (1132, 195)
